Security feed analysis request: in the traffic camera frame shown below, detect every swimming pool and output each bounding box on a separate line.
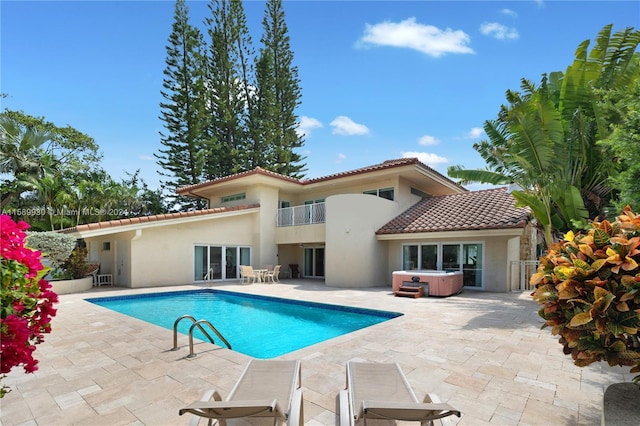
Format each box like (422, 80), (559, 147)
(86, 289), (402, 358)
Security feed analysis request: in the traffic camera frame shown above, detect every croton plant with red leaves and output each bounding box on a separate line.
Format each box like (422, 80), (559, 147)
(1, 214), (58, 397)
(532, 206), (640, 382)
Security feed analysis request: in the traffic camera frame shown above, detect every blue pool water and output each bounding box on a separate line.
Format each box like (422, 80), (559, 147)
(87, 289), (402, 358)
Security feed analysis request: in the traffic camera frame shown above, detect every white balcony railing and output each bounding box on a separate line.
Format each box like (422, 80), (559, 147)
(277, 203), (326, 227)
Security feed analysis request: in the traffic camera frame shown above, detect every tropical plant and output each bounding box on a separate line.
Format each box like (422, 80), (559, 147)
(599, 72), (640, 211)
(58, 246), (91, 280)
(0, 116), (54, 209)
(531, 206), (640, 382)
(448, 25), (640, 247)
(0, 215), (58, 398)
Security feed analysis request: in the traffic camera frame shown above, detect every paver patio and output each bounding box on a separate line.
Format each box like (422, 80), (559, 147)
(0, 280), (634, 425)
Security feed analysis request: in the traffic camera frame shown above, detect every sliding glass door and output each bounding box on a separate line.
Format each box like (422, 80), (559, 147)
(194, 245), (250, 282)
(303, 247), (325, 278)
(462, 243), (483, 287)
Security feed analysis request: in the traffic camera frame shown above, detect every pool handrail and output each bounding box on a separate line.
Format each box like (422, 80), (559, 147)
(172, 315), (232, 356)
(172, 315), (213, 350)
(187, 319), (232, 358)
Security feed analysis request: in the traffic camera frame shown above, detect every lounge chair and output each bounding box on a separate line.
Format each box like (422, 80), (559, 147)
(339, 361), (461, 426)
(264, 265), (281, 283)
(239, 265), (258, 284)
(179, 359), (303, 426)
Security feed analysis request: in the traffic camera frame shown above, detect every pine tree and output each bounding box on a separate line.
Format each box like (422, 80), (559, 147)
(257, 0), (306, 177)
(157, 0), (208, 210)
(203, 0), (254, 178)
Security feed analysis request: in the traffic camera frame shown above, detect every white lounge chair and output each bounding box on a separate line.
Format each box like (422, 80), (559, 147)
(239, 265), (258, 284)
(264, 265), (281, 283)
(180, 359), (303, 426)
(339, 361), (461, 426)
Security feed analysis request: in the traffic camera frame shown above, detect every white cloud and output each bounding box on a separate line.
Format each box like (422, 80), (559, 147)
(297, 116), (323, 137)
(418, 135), (440, 146)
(330, 116), (370, 136)
(401, 151), (449, 167)
(466, 127), (484, 139)
(480, 22), (519, 40)
(358, 17), (474, 57)
(500, 8), (518, 18)
(336, 153), (347, 163)
(139, 155), (154, 161)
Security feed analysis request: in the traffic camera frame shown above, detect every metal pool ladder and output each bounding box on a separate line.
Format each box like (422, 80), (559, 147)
(171, 315), (232, 358)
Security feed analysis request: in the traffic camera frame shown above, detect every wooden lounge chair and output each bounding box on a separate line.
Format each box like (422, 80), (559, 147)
(180, 359), (303, 426)
(239, 265), (258, 284)
(264, 265), (281, 283)
(339, 361), (461, 426)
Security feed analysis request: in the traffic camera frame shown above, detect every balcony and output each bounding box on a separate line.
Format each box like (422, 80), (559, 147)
(277, 203), (326, 227)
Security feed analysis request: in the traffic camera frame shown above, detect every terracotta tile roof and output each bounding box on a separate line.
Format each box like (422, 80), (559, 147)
(60, 204), (260, 234)
(376, 188), (530, 235)
(177, 167), (298, 194)
(177, 157), (463, 193)
(303, 157), (461, 187)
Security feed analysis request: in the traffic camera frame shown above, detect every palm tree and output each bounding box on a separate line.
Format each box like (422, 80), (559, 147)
(0, 116), (55, 209)
(448, 25), (640, 247)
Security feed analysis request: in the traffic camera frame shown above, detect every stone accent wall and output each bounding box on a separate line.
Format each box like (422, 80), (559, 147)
(519, 221), (539, 261)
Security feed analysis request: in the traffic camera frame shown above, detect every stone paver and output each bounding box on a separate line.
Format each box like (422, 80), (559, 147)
(0, 281), (635, 425)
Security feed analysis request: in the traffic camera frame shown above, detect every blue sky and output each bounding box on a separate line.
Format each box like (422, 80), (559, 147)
(2, 1), (639, 191)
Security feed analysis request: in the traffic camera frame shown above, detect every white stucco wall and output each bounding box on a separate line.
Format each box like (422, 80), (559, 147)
(255, 186), (279, 268)
(82, 213), (258, 288)
(325, 194), (404, 288)
(129, 215), (256, 287)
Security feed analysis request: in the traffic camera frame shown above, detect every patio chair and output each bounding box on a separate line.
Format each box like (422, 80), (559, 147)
(179, 359), (304, 426)
(264, 265), (281, 283)
(239, 265), (258, 284)
(289, 264), (300, 279)
(339, 361), (461, 426)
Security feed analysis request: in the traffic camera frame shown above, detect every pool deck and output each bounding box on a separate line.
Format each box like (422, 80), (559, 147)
(0, 280), (634, 426)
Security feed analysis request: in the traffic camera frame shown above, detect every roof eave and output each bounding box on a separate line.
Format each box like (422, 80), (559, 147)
(62, 206), (260, 239)
(376, 226), (528, 240)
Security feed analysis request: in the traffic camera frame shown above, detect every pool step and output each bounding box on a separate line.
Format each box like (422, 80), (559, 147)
(394, 285), (424, 298)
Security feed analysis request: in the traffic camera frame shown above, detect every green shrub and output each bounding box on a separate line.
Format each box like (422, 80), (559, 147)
(59, 247), (92, 279)
(26, 232), (76, 269)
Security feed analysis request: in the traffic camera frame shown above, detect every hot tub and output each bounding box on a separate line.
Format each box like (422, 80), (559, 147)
(392, 270), (463, 297)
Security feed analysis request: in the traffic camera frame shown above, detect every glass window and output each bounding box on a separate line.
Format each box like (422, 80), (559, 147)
(401, 243), (483, 287)
(363, 188), (394, 201)
(420, 244), (438, 270)
(402, 245), (418, 270)
(463, 244), (483, 287)
(210, 246), (222, 280)
(194, 246), (207, 281)
(239, 247), (251, 266)
(225, 247), (237, 279)
(442, 244), (461, 271)
(379, 188), (394, 201)
(411, 187), (430, 198)
(221, 193), (246, 203)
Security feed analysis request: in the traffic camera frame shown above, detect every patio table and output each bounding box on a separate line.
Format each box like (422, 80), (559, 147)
(254, 269), (268, 283)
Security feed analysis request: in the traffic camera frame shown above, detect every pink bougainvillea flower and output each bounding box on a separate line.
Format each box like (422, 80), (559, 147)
(1, 214), (58, 396)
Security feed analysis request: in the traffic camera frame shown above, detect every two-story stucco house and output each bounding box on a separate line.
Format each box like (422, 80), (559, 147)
(62, 158), (535, 292)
